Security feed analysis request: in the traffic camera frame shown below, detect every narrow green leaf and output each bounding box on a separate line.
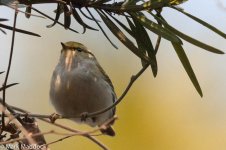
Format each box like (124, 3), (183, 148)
(72, 8), (86, 33)
(151, 13), (224, 54)
(0, 24), (41, 37)
(130, 15), (158, 76)
(79, 8), (101, 22)
(171, 27), (224, 54)
(171, 6), (226, 39)
(172, 42), (203, 97)
(126, 16), (136, 35)
(32, 7), (79, 33)
(71, 6), (98, 33)
(86, 8), (118, 49)
(47, 3), (61, 28)
(97, 10), (154, 65)
(64, 4), (71, 29)
(108, 13), (134, 37)
(127, 17), (146, 64)
(132, 12), (182, 44)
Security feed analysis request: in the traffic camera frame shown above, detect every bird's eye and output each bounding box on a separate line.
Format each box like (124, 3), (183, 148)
(76, 47), (82, 52)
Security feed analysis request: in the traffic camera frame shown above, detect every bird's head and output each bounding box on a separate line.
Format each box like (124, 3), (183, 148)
(59, 41), (95, 70)
(61, 41), (95, 57)
(61, 41), (88, 53)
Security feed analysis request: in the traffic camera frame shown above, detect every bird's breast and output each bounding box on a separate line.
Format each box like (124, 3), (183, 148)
(50, 59), (114, 126)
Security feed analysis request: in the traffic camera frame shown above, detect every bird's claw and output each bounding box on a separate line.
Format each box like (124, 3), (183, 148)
(80, 112), (89, 122)
(50, 113), (61, 123)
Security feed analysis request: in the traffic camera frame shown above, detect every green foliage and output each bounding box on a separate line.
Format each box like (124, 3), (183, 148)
(1, 0), (225, 96)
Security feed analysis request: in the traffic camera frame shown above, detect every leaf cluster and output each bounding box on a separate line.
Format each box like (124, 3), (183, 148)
(1, 0), (226, 96)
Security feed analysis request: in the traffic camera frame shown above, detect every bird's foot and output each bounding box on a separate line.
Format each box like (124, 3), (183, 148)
(50, 113), (61, 123)
(80, 112), (89, 122)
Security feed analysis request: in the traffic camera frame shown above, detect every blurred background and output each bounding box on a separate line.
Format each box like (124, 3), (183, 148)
(1, 0), (226, 149)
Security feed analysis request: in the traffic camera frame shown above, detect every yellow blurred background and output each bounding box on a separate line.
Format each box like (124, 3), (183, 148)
(1, 0), (226, 149)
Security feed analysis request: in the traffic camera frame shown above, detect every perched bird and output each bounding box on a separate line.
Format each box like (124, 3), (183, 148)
(50, 41), (116, 136)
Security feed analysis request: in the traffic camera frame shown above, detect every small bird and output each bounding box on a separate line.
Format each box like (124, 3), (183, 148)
(50, 41), (116, 136)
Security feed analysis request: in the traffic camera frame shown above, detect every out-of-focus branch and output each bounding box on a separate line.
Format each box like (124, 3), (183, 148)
(0, 100), (109, 150)
(0, 105), (37, 146)
(0, 116), (116, 148)
(0, 130), (53, 145)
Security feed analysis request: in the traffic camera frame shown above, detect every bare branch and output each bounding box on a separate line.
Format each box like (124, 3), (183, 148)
(0, 130), (53, 145)
(3, 103), (109, 150)
(2, 4), (19, 129)
(0, 105), (37, 145)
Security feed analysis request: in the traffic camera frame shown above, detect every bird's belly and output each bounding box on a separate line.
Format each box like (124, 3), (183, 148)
(50, 69), (114, 126)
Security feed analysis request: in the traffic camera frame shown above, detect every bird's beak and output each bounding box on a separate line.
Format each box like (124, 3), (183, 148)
(61, 42), (67, 50)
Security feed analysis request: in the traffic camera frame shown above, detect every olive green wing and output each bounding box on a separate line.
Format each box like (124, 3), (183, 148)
(93, 57), (117, 114)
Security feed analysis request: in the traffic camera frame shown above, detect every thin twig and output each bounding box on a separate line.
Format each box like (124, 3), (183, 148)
(0, 83), (19, 91)
(45, 135), (73, 146)
(86, 63), (149, 118)
(45, 116), (117, 147)
(0, 130), (53, 145)
(2, 4), (18, 129)
(0, 105), (37, 145)
(6, 105), (109, 150)
(0, 98), (24, 124)
(14, 113), (51, 119)
(11, 62), (149, 120)
(40, 119), (109, 150)
(11, 60), (151, 121)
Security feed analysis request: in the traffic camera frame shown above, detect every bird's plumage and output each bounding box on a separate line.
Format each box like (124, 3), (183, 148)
(50, 41), (116, 136)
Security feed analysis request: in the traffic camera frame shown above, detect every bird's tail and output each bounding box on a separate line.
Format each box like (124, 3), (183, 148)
(100, 126), (115, 136)
(99, 115), (117, 136)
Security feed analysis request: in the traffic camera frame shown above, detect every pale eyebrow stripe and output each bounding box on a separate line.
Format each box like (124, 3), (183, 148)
(61, 46), (94, 57)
